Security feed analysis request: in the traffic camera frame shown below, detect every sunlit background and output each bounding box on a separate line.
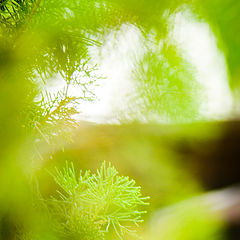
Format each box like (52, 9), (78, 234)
(47, 8), (233, 123)
(1, 1), (240, 240)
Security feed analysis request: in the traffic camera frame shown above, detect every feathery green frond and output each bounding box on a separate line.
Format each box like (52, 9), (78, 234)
(51, 161), (149, 239)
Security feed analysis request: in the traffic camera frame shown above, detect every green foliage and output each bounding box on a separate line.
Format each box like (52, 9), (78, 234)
(0, 0), (34, 32)
(49, 161), (149, 239)
(148, 197), (224, 240)
(193, 0), (240, 87)
(132, 42), (202, 122)
(1, 0), (240, 239)
(28, 61), (103, 148)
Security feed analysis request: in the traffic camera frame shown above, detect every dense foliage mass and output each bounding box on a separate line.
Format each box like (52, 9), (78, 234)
(49, 162), (148, 239)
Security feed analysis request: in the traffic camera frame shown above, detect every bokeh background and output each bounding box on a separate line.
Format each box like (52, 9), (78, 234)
(1, 0), (240, 239)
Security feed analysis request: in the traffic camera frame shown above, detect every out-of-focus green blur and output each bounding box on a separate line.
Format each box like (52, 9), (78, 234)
(1, 0), (240, 239)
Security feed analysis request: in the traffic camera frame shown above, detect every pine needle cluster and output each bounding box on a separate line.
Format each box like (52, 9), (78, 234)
(49, 161), (149, 239)
(0, 0), (34, 31)
(30, 60), (102, 147)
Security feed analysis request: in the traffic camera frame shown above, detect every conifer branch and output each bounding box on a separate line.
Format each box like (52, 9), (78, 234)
(26, 0), (41, 25)
(48, 161), (149, 239)
(15, 0), (42, 39)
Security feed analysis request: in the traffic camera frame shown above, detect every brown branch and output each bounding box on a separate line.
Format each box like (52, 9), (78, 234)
(25, 0), (42, 26)
(15, 0), (42, 40)
(39, 96), (86, 126)
(40, 97), (69, 125)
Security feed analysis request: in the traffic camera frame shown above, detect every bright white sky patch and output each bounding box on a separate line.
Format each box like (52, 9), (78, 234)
(79, 24), (144, 123)
(172, 10), (233, 119)
(79, 13), (233, 122)
(50, 10), (233, 123)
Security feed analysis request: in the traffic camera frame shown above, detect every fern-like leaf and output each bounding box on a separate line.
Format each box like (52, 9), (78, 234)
(51, 161), (149, 239)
